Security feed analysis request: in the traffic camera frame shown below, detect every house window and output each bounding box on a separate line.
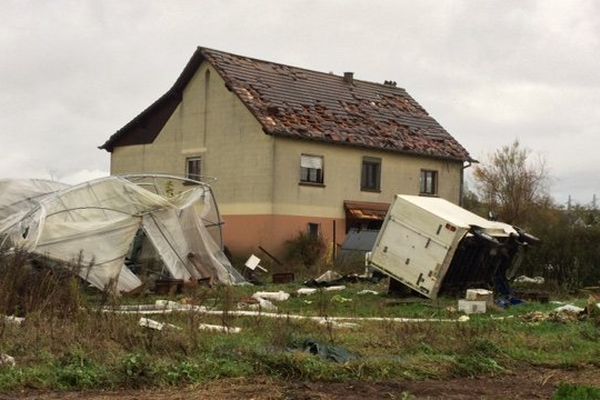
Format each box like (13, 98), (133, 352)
(361, 157), (381, 191)
(186, 157), (202, 181)
(307, 223), (320, 239)
(300, 154), (324, 184)
(420, 170), (438, 195)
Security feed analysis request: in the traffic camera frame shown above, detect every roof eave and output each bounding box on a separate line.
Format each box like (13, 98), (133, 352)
(263, 127), (471, 163)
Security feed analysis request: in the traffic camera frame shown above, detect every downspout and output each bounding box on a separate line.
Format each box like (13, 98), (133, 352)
(460, 160), (473, 207)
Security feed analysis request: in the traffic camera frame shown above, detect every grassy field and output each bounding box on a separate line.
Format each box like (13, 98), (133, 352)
(0, 252), (599, 396)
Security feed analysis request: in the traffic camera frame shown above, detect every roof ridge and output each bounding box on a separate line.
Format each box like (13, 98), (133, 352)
(198, 46), (408, 92)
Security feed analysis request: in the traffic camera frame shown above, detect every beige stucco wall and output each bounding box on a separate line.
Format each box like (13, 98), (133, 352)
(272, 137), (463, 219)
(110, 62), (275, 214)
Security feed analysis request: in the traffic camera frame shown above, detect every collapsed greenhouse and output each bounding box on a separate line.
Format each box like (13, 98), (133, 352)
(0, 175), (245, 293)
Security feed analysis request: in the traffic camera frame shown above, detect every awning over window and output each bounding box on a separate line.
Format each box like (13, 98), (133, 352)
(344, 201), (390, 221)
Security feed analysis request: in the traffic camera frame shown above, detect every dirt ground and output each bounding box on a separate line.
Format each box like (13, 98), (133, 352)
(3, 368), (599, 400)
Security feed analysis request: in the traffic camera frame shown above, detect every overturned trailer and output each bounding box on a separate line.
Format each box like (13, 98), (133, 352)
(0, 175), (245, 293)
(366, 195), (538, 299)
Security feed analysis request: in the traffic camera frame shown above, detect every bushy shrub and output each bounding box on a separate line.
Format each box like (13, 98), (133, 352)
(284, 231), (326, 267)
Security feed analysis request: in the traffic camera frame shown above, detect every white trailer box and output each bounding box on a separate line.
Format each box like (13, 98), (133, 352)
(367, 195), (534, 299)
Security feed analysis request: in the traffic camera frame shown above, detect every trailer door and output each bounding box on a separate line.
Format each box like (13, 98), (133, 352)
(370, 215), (460, 297)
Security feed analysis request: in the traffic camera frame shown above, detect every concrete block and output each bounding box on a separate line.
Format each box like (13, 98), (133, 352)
(458, 299), (487, 314)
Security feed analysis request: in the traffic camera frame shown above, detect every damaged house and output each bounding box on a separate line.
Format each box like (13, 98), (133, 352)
(100, 47), (473, 258)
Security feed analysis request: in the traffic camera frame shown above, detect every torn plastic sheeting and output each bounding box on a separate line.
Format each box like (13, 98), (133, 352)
(0, 176), (246, 293)
(294, 339), (358, 363)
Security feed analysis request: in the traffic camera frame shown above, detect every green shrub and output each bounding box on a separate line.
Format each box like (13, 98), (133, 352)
(284, 231), (326, 267)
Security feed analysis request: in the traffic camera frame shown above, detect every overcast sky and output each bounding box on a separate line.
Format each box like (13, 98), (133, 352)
(1, 0), (598, 205)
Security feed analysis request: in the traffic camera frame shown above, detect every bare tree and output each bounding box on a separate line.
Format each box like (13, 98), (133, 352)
(473, 140), (550, 226)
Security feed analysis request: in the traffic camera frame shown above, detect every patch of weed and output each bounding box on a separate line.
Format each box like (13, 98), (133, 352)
(554, 384), (600, 400)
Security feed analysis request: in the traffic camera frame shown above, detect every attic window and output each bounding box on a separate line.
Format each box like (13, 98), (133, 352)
(300, 154), (324, 185)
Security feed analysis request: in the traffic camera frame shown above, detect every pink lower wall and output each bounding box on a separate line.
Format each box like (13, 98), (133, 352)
(222, 214), (346, 259)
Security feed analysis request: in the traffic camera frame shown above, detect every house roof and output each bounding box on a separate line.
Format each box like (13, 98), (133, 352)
(101, 47), (472, 162)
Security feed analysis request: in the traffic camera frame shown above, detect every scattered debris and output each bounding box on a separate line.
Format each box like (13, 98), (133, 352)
(521, 311), (548, 323)
(316, 270), (343, 284)
(458, 299), (487, 314)
(304, 270), (343, 287)
(252, 291), (290, 302)
(554, 304), (585, 314)
(245, 254), (268, 272)
(324, 285), (346, 292)
(103, 304), (471, 323)
(155, 300), (180, 309)
(3, 315), (24, 325)
(247, 297), (278, 312)
(318, 319), (359, 329)
(466, 289), (494, 304)
(139, 317), (239, 334)
(198, 323), (241, 334)
(495, 296), (525, 309)
(330, 295), (352, 303)
(297, 288), (318, 296)
(138, 317), (180, 331)
(294, 339), (358, 363)
(521, 310), (582, 324)
(0, 354), (15, 368)
(514, 275), (545, 285)
(357, 289), (379, 295)
(521, 303), (591, 324)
